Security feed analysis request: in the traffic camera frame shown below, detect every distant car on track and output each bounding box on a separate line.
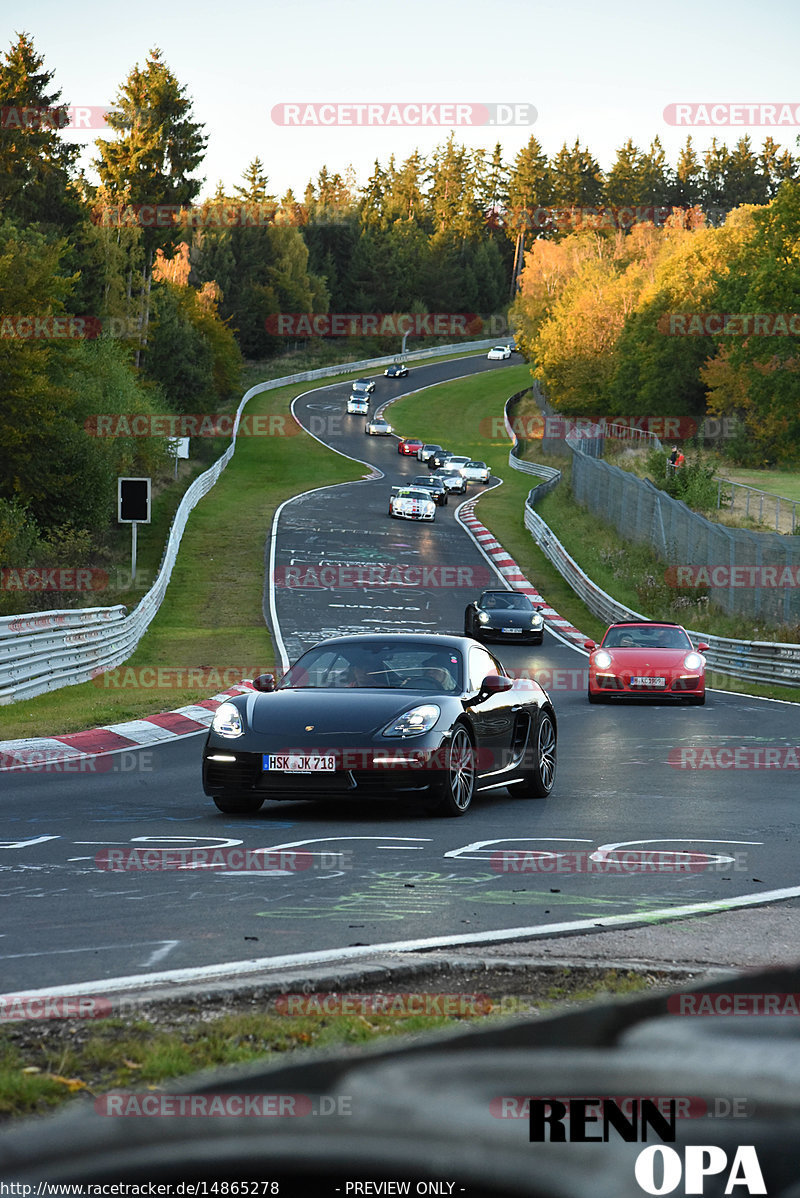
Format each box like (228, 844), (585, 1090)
(418, 443), (444, 463)
(365, 416), (393, 436)
(202, 632), (557, 817)
(385, 363), (409, 378)
(465, 590), (545, 644)
(411, 475), (448, 505)
(487, 345), (511, 360)
(352, 378), (376, 394)
(432, 466), (467, 494)
(427, 448), (454, 470)
(462, 460), (491, 484)
(584, 621), (708, 704)
(388, 486), (436, 522)
(347, 394), (369, 414)
(398, 437), (424, 456)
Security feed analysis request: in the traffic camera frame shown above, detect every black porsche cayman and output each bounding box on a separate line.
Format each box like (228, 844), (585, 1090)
(202, 633), (556, 817)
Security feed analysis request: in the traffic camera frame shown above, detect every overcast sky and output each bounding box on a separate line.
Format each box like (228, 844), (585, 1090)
(13, 0), (800, 199)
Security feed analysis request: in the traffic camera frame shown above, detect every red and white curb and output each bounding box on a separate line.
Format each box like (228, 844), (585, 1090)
(0, 684), (255, 772)
(459, 503), (588, 646)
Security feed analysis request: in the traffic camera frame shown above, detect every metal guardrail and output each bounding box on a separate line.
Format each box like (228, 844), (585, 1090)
(1, 339), (498, 705)
(504, 392), (800, 689)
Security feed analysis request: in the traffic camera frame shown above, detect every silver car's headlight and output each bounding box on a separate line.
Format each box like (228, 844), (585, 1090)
(594, 650), (612, 670)
(212, 701), (244, 738)
(383, 705), (441, 738)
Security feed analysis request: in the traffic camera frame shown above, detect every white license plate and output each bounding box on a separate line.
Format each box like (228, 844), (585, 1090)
(630, 676), (666, 687)
(501, 627), (522, 634)
(264, 754), (335, 773)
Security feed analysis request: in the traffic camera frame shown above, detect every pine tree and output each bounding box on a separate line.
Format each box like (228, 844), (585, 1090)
(0, 32), (81, 229)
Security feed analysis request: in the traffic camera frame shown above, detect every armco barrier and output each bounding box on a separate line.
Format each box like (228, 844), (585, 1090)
(506, 392), (800, 689)
(0, 340), (498, 704)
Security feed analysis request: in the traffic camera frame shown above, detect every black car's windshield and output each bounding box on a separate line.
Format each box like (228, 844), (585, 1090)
(279, 643), (463, 692)
(479, 592), (531, 611)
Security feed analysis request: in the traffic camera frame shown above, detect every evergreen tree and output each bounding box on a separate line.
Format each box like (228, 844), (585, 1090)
(0, 32), (81, 229)
(95, 48), (207, 360)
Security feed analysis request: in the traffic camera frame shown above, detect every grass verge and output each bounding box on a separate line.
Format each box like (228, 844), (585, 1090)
(0, 968), (669, 1122)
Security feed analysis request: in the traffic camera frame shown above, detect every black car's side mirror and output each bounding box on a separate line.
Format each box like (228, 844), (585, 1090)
(478, 674), (514, 700)
(252, 673), (275, 692)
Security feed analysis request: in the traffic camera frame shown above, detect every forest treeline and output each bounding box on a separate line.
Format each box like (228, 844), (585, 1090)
(1, 31), (798, 599)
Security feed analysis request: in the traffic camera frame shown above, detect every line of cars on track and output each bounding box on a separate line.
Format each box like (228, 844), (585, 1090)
(201, 362), (710, 817)
(389, 446), (493, 521)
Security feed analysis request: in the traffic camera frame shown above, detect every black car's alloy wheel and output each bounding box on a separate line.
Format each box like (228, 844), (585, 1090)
(516, 712), (556, 798)
(436, 725), (476, 816)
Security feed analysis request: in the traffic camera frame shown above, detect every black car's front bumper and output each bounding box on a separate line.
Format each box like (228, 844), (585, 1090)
(202, 744), (451, 800)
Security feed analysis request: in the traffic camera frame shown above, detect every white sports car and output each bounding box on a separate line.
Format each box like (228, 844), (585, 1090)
(389, 486), (436, 521)
(462, 460), (491, 483)
(487, 345), (511, 360)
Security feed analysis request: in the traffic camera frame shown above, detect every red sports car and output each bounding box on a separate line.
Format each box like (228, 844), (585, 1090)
(584, 621), (708, 705)
(398, 438), (424, 456)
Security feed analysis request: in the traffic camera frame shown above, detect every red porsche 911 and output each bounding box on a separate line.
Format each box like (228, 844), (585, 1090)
(584, 621), (708, 705)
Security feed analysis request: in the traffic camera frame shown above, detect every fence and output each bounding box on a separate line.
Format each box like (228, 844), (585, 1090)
(522, 384), (800, 627)
(0, 340), (498, 705)
(716, 477), (799, 535)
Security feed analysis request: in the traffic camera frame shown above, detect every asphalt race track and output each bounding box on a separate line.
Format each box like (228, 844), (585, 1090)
(2, 354), (798, 995)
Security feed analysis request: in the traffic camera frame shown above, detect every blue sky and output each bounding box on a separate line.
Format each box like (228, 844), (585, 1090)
(13, 0), (800, 199)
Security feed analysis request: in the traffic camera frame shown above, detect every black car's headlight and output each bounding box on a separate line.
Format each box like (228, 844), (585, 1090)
(478, 612), (490, 624)
(383, 705), (441, 738)
(211, 701), (244, 738)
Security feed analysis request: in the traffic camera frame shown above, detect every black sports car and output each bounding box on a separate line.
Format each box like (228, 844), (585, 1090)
(202, 634), (556, 817)
(465, 590), (545, 644)
(410, 475), (448, 505)
(385, 363), (409, 378)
